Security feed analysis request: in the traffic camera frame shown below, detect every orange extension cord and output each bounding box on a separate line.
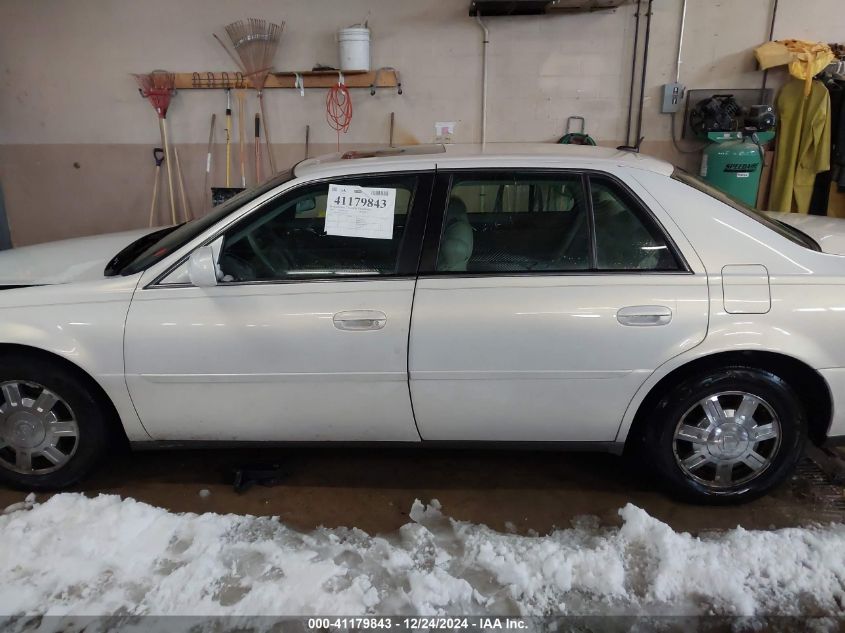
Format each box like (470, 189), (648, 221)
(326, 81), (353, 151)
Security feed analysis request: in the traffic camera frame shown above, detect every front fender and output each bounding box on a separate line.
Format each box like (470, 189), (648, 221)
(0, 278), (151, 441)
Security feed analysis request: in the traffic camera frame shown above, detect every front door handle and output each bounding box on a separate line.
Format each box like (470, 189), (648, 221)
(333, 310), (387, 331)
(616, 305), (672, 326)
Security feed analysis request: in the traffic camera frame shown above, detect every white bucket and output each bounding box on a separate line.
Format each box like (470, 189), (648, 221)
(338, 26), (371, 72)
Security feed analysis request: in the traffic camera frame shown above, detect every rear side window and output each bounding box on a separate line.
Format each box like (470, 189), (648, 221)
(590, 177), (681, 271)
(436, 173), (590, 272)
(433, 171), (683, 274)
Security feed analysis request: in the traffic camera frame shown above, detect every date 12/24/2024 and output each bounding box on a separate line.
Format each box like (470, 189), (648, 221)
(307, 617), (529, 630)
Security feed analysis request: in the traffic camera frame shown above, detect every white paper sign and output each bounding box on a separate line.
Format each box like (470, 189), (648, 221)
(325, 184), (396, 240)
(435, 121), (456, 143)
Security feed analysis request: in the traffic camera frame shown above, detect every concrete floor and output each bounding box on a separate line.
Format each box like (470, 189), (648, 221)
(2, 447), (843, 535)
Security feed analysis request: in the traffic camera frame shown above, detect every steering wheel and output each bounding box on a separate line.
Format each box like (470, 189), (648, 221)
(246, 232), (295, 276)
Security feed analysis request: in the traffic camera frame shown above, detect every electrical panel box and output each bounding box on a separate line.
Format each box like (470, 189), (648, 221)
(662, 82), (685, 113)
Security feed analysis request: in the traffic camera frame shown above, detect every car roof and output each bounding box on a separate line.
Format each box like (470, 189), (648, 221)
(294, 143), (675, 179)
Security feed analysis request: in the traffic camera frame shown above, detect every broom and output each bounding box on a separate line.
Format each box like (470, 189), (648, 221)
(223, 19), (284, 176)
(134, 71), (178, 224)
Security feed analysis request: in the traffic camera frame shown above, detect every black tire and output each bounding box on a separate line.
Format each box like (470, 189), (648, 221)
(0, 353), (111, 490)
(645, 366), (806, 504)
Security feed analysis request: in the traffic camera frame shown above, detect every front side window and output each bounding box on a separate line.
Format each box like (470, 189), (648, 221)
(436, 173), (590, 272)
(115, 170), (295, 276)
(218, 174), (418, 281)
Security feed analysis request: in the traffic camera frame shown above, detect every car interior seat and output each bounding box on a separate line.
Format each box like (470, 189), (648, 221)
(437, 197), (474, 271)
(592, 188), (659, 269)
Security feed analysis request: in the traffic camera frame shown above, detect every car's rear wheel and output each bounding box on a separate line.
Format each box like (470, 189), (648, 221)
(646, 367), (806, 503)
(0, 354), (110, 490)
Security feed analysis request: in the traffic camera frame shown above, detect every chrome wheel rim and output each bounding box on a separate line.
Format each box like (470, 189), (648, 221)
(0, 381), (78, 475)
(672, 391), (781, 490)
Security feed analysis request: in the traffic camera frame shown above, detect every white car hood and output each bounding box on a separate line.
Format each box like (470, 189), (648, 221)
(768, 212), (845, 256)
(0, 228), (157, 285)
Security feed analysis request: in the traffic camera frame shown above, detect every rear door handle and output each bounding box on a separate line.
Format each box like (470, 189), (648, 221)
(616, 305), (672, 326)
(333, 310), (387, 331)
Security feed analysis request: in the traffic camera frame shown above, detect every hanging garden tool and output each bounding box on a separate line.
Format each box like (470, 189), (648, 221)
(305, 125), (310, 159)
(558, 116), (596, 146)
(174, 147), (192, 221)
(148, 147), (165, 227)
(326, 72), (353, 151)
(210, 101), (246, 205)
(209, 85), (245, 206)
(254, 113), (262, 182)
(134, 70), (178, 224)
(221, 19), (284, 175)
(235, 89), (247, 187)
(224, 89), (232, 187)
(202, 113), (216, 212)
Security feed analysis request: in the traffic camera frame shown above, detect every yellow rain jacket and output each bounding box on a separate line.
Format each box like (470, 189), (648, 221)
(770, 79), (831, 213)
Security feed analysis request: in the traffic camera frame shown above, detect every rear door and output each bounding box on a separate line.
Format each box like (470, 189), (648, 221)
(408, 169), (709, 442)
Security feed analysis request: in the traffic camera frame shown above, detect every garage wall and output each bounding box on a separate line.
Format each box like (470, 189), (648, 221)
(0, 0), (840, 245)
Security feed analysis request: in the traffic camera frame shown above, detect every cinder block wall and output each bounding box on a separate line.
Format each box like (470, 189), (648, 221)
(0, 0), (841, 245)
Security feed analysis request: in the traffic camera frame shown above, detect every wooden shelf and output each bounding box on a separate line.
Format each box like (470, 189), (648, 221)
(469, 0), (631, 15)
(173, 69), (400, 90)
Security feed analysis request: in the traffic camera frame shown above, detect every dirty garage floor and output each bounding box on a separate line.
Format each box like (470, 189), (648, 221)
(1, 447), (843, 534)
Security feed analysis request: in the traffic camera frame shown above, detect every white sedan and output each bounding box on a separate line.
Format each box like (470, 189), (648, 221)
(0, 143), (843, 502)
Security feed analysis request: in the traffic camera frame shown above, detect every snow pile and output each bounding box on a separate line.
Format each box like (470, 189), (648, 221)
(0, 494), (844, 617)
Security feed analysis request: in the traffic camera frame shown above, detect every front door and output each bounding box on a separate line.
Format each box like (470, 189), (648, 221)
(124, 171), (432, 441)
(409, 170), (709, 442)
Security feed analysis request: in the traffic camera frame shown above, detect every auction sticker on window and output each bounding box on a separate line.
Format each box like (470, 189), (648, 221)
(325, 184), (396, 240)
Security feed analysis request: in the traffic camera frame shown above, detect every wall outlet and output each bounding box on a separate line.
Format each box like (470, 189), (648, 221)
(435, 121), (456, 143)
(661, 82), (685, 113)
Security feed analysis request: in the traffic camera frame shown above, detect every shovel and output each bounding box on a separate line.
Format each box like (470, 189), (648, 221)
(148, 147), (165, 227)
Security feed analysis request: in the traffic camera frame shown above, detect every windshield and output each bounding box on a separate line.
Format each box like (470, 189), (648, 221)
(113, 170), (294, 276)
(672, 169), (820, 252)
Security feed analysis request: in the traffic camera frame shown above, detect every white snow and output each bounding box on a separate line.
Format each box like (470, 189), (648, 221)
(0, 494), (844, 617)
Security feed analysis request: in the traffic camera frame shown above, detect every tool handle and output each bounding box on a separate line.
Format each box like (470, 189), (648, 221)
(254, 114), (262, 183)
(207, 113), (216, 146)
(566, 116), (585, 135)
(225, 109), (232, 187)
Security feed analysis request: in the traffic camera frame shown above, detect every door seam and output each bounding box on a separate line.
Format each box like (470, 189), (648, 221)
(406, 275), (424, 440)
(122, 274), (155, 439)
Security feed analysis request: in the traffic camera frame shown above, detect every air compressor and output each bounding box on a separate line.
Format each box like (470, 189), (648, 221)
(690, 96), (775, 207)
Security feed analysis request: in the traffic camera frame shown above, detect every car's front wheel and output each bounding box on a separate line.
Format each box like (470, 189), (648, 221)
(646, 367), (806, 503)
(0, 354), (110, 490)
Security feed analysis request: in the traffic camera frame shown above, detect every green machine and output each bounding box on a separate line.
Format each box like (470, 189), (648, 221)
(700, 130), (775, 206)
(690, 95), (776, 207)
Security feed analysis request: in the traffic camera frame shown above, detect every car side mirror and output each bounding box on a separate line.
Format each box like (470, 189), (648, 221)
(296, 198), (316, 213)
(187, 246), (218, 287)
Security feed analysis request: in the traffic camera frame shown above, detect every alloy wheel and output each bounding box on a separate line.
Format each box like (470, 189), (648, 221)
(672, 391), (782, 489)
(0, 380), (79, 475)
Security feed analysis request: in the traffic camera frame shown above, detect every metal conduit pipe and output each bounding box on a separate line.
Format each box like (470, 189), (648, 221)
(624, 0), (642, 147)
(475, 14), (489, 146)
(675, 0), (687, 84)
(760, 0), (779, 101)
(633, 0), (654, 149)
